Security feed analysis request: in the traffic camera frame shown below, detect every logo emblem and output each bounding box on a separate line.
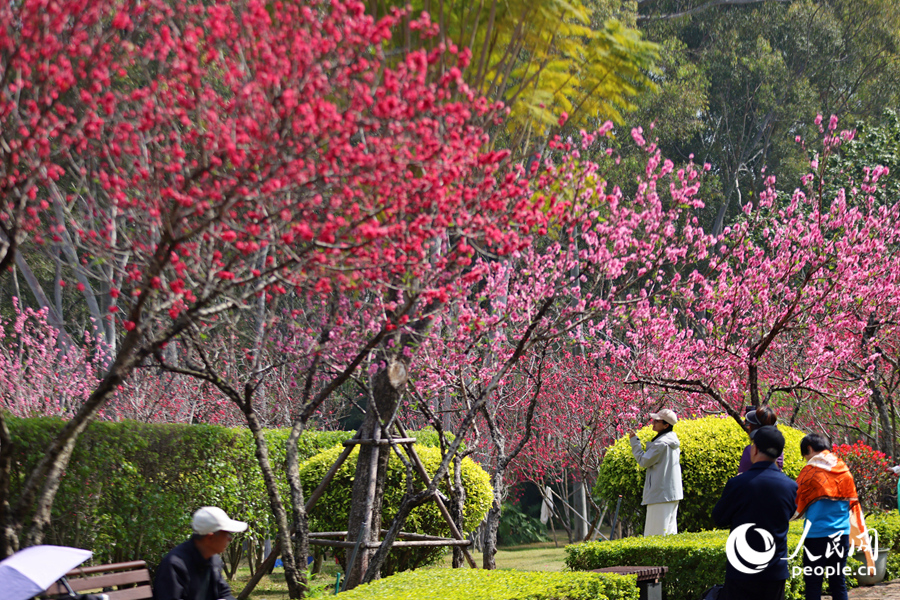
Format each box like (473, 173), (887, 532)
(726, 523), (776, 574)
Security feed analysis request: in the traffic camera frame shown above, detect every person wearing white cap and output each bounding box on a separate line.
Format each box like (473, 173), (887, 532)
(629, 408), (683, 536)
(153, 507), (248, 600)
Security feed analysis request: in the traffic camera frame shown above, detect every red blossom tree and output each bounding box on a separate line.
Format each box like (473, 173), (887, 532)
(504, 352), (639, 542)
(0, 4), (540, 595)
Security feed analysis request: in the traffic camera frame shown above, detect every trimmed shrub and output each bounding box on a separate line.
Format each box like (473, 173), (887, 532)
(595, 415), (806, 532)
(337, 568), (639, 600)
(299, 443), (492, 575)
(5, 417), (443, 570)
(566, 523), (808, 600)
(9, 418), (266, 568)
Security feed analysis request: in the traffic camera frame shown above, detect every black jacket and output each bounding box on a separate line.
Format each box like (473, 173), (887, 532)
(153, 539), (235, 600)
(712, 460), (798, 581)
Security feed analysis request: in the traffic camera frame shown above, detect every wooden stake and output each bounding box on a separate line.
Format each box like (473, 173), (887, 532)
(396, 422), (477, 568)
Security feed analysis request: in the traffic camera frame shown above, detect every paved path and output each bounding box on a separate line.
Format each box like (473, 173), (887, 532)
(824, 578), (900, 599)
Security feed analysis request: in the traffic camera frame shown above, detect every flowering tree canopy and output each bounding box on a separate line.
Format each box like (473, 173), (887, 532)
(0, 0), (543, 575)
(623, 119), (900, 426)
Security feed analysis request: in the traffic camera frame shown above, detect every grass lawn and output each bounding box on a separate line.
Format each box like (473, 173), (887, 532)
(435, 540), (569, 571)
(230, 566), (342, 599)
(230, 540), (571, 599)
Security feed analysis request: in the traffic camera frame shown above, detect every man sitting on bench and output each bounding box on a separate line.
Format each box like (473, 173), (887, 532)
(153, 506), (247, 600)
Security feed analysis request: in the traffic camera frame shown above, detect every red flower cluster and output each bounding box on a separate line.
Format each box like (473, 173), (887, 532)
(832, 441), (896, 512)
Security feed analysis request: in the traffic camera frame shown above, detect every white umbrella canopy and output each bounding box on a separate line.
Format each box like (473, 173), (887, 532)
(0, 545), (92, 600)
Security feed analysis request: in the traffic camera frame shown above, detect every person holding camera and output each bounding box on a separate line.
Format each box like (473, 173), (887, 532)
(629, 408), (683, 536)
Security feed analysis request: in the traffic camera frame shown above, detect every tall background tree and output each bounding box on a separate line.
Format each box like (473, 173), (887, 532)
(636, 0), (900, 235)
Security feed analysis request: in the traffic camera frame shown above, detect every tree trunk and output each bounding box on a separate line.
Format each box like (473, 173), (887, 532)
(345, 412), (381, 588)
(284, 422), (311, 594)
(574, 481), (588, 541)
(369, 439), (393, 558)
(312, 551), (323, 575)
(0, 412), (16, 557)
(481, 502), (501, 570)
(243, 409), (308, 599)
(345, 359), (406, 589)
(870, 381), (894, 456)
(748, 362), (760, 408)
(861, 315), (894, 456)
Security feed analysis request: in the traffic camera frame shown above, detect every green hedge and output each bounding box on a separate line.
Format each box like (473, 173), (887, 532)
(337, 568), (639, 600)
(864, 512), (900, 581)
(566, 523), (807, 600)
(566, 514), (900, 600)
(300, 443), (492, 575)
(5, 417), (451, 569)
(595, 415), (806, 532)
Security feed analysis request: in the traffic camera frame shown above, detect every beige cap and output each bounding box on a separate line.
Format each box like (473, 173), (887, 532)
(649, 408), (678, 426)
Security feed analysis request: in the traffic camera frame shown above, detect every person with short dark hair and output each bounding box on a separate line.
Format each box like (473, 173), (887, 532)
(737, 406), (783, 474)
(795, 434), (873, 600)
(798, 433), (829, 458)
(153, 507), (248, 600)
(629, 408), (683, 536)
(713, 426), (798, 600)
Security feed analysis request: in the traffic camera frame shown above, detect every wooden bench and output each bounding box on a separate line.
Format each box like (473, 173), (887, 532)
(591, 565), (668, 600)
(44, 560), (152, 600)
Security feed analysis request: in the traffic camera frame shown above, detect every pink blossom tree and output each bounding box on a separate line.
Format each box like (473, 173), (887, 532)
(0, 299), (105, 418)
(504, 353), (639, 542)
(402, 128), (713, 568)
(622, 118), (900, 432)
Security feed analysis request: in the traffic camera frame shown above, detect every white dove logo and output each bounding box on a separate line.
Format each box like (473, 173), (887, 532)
(725, 523), (776, 574)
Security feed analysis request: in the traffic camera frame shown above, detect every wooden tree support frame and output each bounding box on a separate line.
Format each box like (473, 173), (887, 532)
(309, 532), (473, 548)
(236, 422), (477, 600)
(311, 422), (478, 571)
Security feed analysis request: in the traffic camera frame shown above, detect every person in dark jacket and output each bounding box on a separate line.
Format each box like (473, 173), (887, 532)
(713, 426), (798, 600)
(153, 506), (247, 600)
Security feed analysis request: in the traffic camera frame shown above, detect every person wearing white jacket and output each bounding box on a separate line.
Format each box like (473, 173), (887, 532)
(629, 409), (684, 536)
